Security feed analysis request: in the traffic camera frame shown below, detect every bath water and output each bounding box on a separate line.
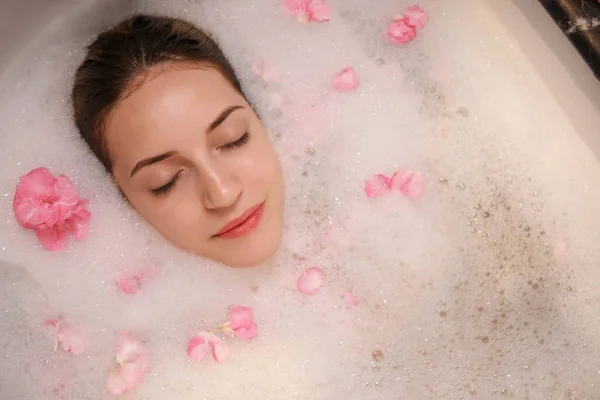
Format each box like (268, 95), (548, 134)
(1, 0), (599, 399)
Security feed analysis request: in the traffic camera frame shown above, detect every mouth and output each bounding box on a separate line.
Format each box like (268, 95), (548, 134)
(215, 202), (265, 239)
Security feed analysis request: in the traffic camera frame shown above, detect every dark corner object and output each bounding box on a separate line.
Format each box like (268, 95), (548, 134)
(538, 0), (600, 80)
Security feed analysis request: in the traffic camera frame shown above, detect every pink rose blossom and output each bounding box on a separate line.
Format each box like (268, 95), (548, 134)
(106, 332), (150, 396)
(342, 291), (358, 308)
(364, 170), (425, 200)
(13, 169), (76, 228)
(115, 266), (159, 295)
(226, 306), (258, 340)
(297, 267), (324, 294)
(187, 332), (230, 362)
(13, 167), (91, 251)
(332, 67), (360, 92)
(386, 19), (417, 44)
(252, 59), (280, 83)
(44, 319), (86, 355)
(283, 0), (331, 23)
(402, 5), (429, 29)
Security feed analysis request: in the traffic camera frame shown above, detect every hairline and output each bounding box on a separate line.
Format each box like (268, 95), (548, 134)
(98, 60), (242, 173)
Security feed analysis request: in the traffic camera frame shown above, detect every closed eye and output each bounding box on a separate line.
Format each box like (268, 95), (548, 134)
(220, 132), (249, 150)
(151, 170), (183, 196)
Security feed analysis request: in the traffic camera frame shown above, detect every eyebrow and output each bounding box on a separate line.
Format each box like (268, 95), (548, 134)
(130, 105), (245, 178)
(206, 105), (244, 134)
(130, 151), (176, 177)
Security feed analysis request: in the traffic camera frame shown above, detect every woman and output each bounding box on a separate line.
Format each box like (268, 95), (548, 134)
(72, 14), (285, 268)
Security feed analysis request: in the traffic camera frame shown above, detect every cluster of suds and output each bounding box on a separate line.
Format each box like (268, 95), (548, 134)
(1, 0), (600, 399)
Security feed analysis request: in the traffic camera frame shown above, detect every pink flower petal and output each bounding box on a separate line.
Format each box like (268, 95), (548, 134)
(108, 332), (149, 395)
(118, 359), (147, 387)
(309, 0), (331, 22)
(17, 168), (55, 198)
(188, 332), (230, 362)
(283, 0), (309, 19)
(390, 170), (425, 200)
(209, 337), (231, 362)
(106, 370), (129, 396)
(115, 332), (149, 366)
(386, 19), (417, 44)
(13, 198), (53, 229)
(44, 318), (61, 351)
(56, 326), (86, 355)
(187, 333), (211, 362)
(229, 306), (254, 330)
(364, 174), (392, 198)
(228, 306), (258, 340)
(297, 267), (325, 294)
(13, 168), (58, 228)
(35, 225), (68, 251)
(332, 67), (360, 92)
(235, 324), (258, 341)
(44, 318), (86, 355)
(53, 176), (80, 223)
(67, 201), (91, 241)
(283, 0), (331, 23)
(44, 318), (60, 329)
(116, 274), (142, 295)
(282, 0), (302, 14)
(342, 291), (358, 308)
(402, 5), (429, 29)
(116, 266), (158, 295)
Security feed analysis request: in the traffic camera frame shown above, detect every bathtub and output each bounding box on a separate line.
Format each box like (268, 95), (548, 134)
(1, 0), (600, 398)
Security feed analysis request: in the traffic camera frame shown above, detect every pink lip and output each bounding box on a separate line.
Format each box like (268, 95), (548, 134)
(215, 203), (265, 239)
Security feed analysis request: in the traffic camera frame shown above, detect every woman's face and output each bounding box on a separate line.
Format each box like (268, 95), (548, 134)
(105, 67), (284, 267)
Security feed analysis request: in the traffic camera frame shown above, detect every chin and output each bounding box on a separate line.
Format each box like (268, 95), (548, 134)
(224, 239), (281, 268)
(217, 226), (283, 268)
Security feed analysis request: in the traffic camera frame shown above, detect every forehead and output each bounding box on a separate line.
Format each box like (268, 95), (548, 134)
(105, 67), (245, 165)
(109, 67), (243, 132)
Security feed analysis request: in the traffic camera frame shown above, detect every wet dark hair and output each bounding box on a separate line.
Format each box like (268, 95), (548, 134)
(72, 14), (246, 173)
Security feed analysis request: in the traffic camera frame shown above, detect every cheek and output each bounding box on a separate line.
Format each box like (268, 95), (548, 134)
(240, 138), (282, 188)
(126, 187), (207, 239)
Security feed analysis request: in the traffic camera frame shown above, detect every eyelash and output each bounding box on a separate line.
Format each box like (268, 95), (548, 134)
(150, 134), (249, 197)
(151, 170), (182, 196)
(221, 132), (249, 150)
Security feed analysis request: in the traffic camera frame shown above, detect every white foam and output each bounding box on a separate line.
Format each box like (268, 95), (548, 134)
(1, 0), (600, 398)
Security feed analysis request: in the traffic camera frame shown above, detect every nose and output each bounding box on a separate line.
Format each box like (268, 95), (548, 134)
(201, 166), (242, 211)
